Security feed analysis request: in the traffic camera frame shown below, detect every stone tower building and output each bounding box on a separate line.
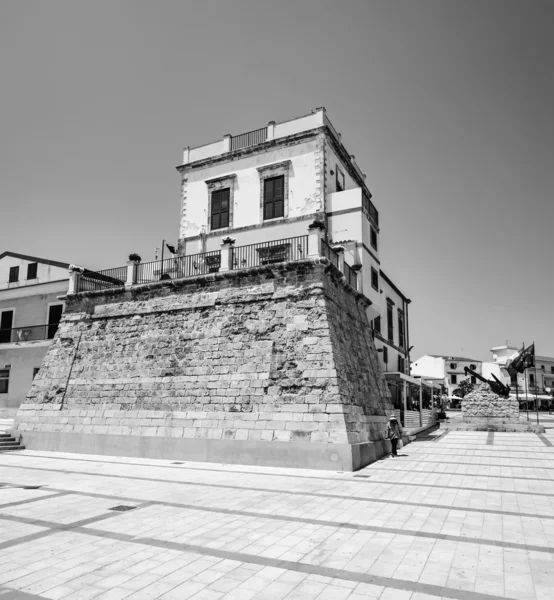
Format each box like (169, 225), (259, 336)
(12, 108), (409, 470)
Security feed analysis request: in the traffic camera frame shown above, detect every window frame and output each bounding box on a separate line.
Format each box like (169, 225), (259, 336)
(383, 346), (388, 364)
(451, 374), (457, 385)
(210, 188), (231, 231)
(26, 263), (38, 280)
(206, 174), (236, 232)
(386, 300), (394, 343)
(371, 267), (379, 291)
(0, 308), (15, 344)
(8, 266), (19, 283)
(397, 310), (405, 349)
(257, 161), (291, 222)
(370, 226), (378, 251)
(0, 369), (9, 394)
(373, 316), (381, 334)
(335, 165), (345, 192)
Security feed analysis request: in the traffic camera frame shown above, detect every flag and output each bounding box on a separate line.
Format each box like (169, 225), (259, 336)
(510, 343), (535, 373)
(166, 243), (176, 255)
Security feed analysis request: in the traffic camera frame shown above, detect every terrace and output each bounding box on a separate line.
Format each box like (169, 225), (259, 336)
(70, 228), (359, 295)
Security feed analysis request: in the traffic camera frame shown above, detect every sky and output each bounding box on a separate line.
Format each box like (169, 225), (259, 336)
(1, 0), (552, 362)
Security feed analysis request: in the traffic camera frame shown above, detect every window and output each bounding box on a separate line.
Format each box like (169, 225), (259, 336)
(471, 376), (476, 384)
(27, 263), (38, 280)
(8, 267), (19, 283)
(451, 374), (457, 385)
(47, 304), (63, 340)
(387, 302), (394, 343)
(398, 355), (405, 373)
(529, 373), (535, 386)
(336, 166), (345, 192)
(33, 368), (40, 379)
(470, 364), (476, 370)
(383, 347), (388, 364)
(397, 311), (405, 349)
(0, 310), (14, 344)
(0, 370), (8, 394)
(450, 362), (457, 370)
(551, 366), (554, 374)
(370, 227), (378, 251)
(371, 267), (379, 291)
(541, 365), (545, 371)
(263, 176), (285, 220)
(373, 316), (381, 334)
(210, 188), (230, 230)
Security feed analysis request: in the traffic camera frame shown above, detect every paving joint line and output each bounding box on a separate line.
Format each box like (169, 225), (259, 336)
(2, 463), (554, 520)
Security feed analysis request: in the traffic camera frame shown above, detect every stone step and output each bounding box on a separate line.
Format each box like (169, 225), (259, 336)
(0, 446), (25, 451)
(0, 440), (18, 445)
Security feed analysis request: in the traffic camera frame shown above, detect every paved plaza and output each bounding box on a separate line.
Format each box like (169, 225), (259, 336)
(0, 430), (553, 600)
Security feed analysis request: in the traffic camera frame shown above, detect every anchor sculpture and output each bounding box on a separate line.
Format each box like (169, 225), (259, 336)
(464, 366), (511, 398)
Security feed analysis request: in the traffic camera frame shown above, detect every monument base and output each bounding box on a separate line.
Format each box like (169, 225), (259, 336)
(457, 385), (545, 433)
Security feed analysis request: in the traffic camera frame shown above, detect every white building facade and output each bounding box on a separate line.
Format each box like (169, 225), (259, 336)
(411, 354), (483, 398)
(0, 252), (69, 415)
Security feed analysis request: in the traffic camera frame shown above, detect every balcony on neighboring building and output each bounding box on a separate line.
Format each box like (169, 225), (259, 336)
(0, 323), (60, 344)
(326, 187), (379, 243)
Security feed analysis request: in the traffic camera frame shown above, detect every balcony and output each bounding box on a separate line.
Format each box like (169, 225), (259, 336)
(0, 323), (59, 344)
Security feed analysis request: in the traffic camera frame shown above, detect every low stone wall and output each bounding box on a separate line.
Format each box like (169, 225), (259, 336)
(462, 386), (519, 423)
(12, 258), (394, 470)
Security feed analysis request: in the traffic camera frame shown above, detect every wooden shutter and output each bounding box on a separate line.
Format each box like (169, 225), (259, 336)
(264, 176), (284, 220)
(211, 188), (230, 230)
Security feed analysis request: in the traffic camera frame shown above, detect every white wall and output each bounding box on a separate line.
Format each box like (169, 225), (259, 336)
(0, 256), (67, 291)
(411, 356), (446, 379)
(180, 139), (321, 240)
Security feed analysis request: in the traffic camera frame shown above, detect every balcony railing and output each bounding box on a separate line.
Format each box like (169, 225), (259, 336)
(73, 234), (359, 293)
(136, 251), (221, 285)
(320, 239), (339, 269)
(231, 127), (268, 151)
(0, 323), (59, 344)
(362, 190), (379, 227)
(232, 236), (308, 269)
(78, 266), (127, 293)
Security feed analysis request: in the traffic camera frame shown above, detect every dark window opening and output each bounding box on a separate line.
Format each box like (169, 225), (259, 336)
(263, 176), (285, 220)
(47, 305), (63, 340)
(370, 227), (378, 251)
(211, 188), (230, 230)
(336, 167), (345, 192)
(451, 374), (457, 384)
(373, 316), (381, 334)
(529, 373), (535, 386)
(471, 376), (476, 384)
(371, 267), (379, 291)
(8, 267), (19, 283)
(27, 263), (38, 280)
(383, 347), (388, 364)
(33, 368), (40, 379)
(398, 311), (405, 349)
(398, 355), (405, 373)
(387, 303), (393, 343)
(0, 370), (9, 394)
(0, 311), (14, 344)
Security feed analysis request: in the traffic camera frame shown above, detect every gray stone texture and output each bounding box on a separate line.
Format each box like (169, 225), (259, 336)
(462, 385), (519, 423)
(12, 259), (394, 468)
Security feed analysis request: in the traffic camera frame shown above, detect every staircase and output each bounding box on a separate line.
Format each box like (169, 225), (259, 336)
(0, 432), (25, 452)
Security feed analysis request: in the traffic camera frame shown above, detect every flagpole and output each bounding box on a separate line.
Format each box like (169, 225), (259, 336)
(522, 342), (529, 421)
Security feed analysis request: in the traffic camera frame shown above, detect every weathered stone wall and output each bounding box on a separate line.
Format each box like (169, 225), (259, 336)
(462, 385), (519, 422)
(13, 259), (393, 469)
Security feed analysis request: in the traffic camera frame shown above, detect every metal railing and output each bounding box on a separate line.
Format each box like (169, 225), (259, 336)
(232, 236), (308, 269)
(77, 266), (127, 292)
(320, 239), (339, 269)
(136, 250), (222, 284)
(231, 127), (268, 151)
(362, 190), (379, 227)
(343, 261), (357, 290)
(0, 323), (59, 344)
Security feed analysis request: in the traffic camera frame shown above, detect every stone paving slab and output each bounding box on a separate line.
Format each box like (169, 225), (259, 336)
(0, 430), (553, 599)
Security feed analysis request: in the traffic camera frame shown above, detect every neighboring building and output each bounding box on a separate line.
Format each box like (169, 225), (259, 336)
(411, 354), (482, 397)
(371, 270), (411, 376)
(485, 344), (554, 399)
(0, 252), (69, 414)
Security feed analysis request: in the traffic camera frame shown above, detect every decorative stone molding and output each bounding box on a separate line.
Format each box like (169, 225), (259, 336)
(220, 237), (236, 272)
(68, 265), (85, 274)
(206, 174), (236, 232)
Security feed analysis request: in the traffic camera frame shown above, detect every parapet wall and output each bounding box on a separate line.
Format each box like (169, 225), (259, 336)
(13, 259), (393, 470)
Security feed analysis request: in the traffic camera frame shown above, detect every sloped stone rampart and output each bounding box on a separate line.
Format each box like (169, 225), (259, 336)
(12, 259), (394, 469)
